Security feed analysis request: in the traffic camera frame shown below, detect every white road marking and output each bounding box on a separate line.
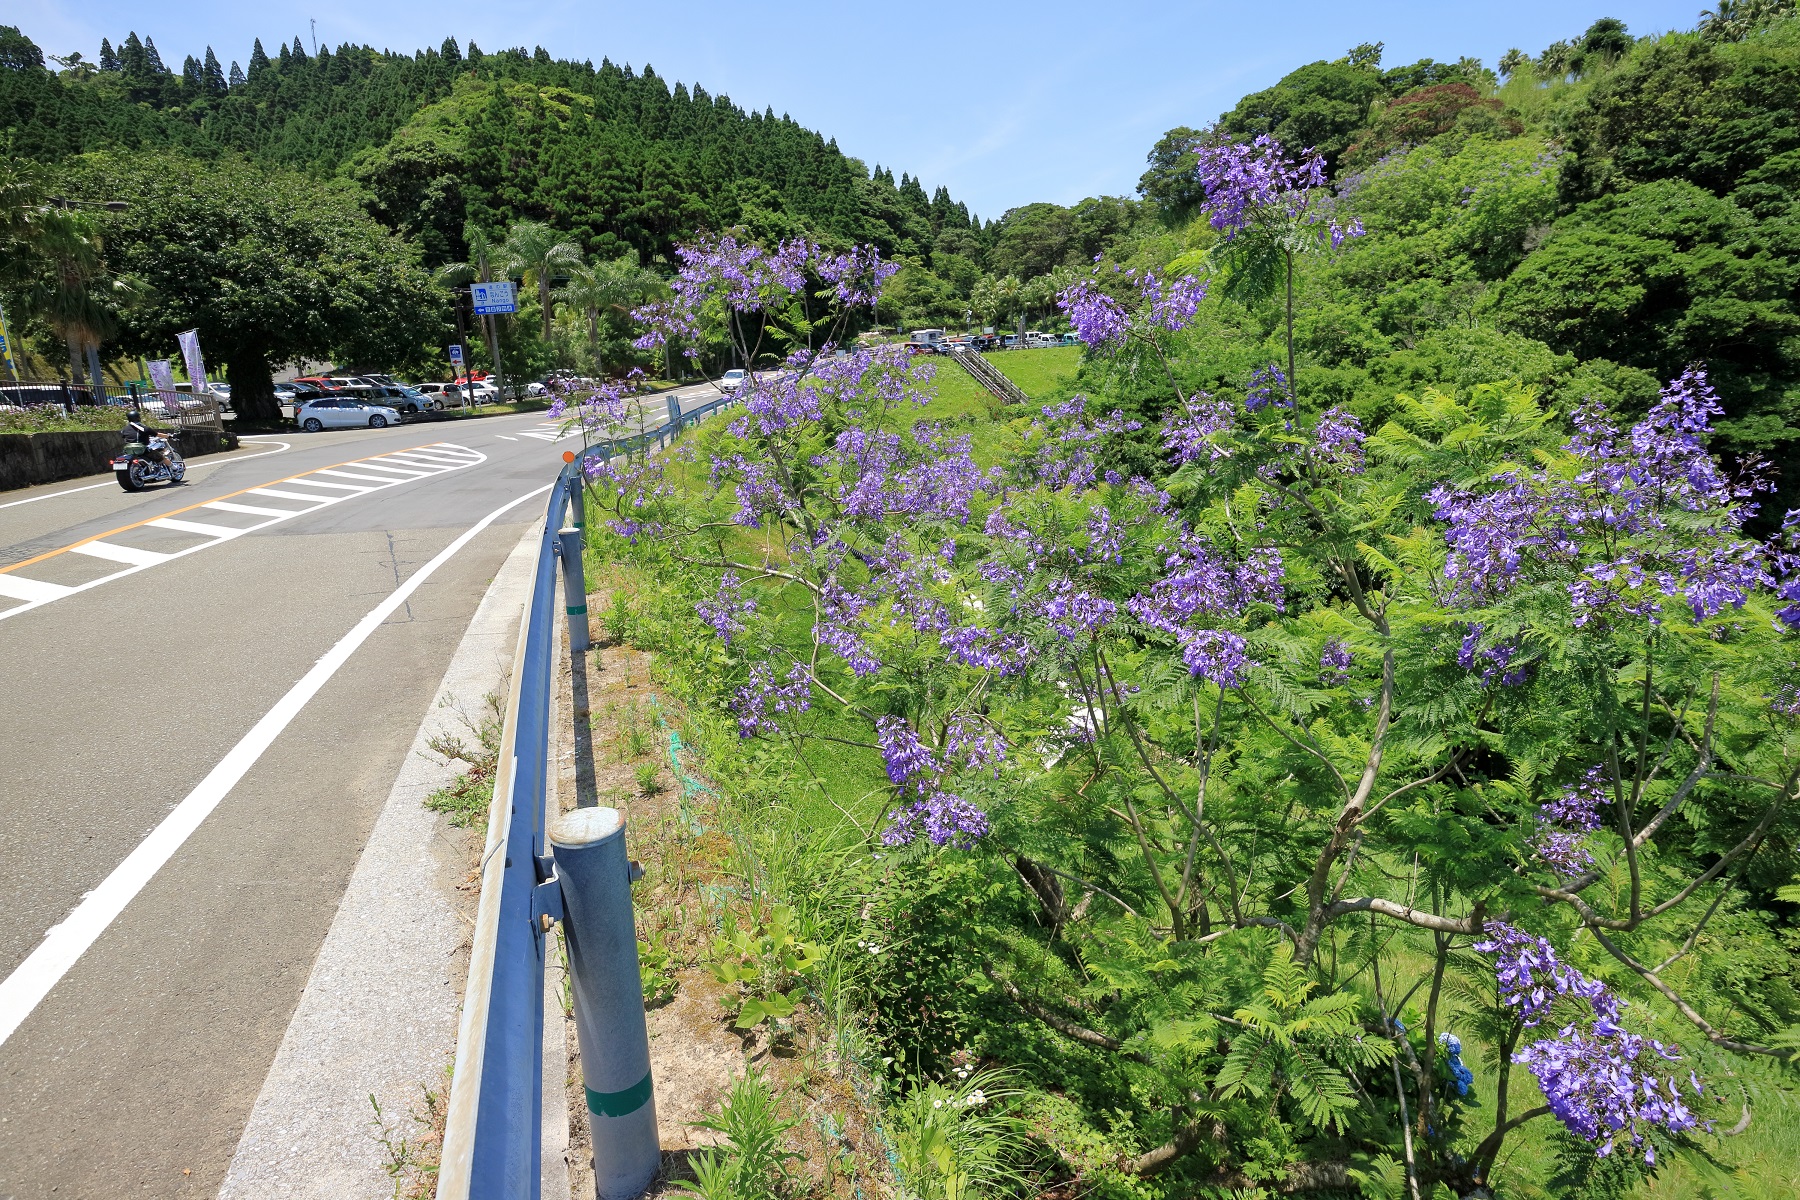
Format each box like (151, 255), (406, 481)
(496, 435), (518, 441)
(380, 451), (469, 466)
(0, 482), (555, 1050)
(277, 479), (368, 493)
(0, 574), (73, 602)
(150, 517), (242, 537)
(0, 443), (487, 624)
(312, 469), (402, 485)
(0, 440), (294, 511)
(69, 541), (169, 567)
(247, 487), (333, 504)
(204, 501), (297, 518)
(353, 462), (429, 477)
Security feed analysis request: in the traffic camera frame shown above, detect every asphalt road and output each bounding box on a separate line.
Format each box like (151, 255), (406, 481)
(0, 384), (720, 1198)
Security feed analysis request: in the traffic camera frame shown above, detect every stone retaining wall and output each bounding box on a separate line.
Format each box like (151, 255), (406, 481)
(0, 428), (240, 491)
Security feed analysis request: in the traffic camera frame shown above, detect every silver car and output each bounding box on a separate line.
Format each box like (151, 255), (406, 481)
(296, 397), (403, 432)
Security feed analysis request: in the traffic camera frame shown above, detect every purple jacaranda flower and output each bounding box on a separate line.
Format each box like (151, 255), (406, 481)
(1058, 279), (1130, 347)
(1319, 639), (1352, 685)
(695, 572), (756, 644)
(875, 715), (937, 790)
(1311, 407), (1366, 474)
(1179, 628), (1252, 688)
(1191, 134), (1327, 235)
(1164, 393), (1237, 464)
(1245, 364), (1290, 411)
(732, 662), (812, 738)
(881, 790), (990, 849)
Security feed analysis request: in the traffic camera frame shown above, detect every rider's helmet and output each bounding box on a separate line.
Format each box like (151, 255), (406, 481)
(128, 408), (142, 422)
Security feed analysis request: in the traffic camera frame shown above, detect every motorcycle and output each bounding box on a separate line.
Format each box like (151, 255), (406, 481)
(113, 435), (186, 492)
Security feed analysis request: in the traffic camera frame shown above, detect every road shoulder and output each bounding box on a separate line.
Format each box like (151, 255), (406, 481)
(217, 524), (538, 1199)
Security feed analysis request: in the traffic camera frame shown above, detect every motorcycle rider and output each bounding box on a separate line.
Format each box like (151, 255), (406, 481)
(122, 408), (166, 464)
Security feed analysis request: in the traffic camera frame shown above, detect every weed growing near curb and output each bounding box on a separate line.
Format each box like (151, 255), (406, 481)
(424, 691), (504, 827)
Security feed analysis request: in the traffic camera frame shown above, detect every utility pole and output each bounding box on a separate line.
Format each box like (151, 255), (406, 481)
(475, 244), (507, 405)
(310, 19), (317, 56)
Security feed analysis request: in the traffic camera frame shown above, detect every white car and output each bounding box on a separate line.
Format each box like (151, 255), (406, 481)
(296, 397), (403, 431)
(720, 369), (747, 391)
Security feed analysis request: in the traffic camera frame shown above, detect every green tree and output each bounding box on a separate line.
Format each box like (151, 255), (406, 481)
(1218, 55), (1386, 173)
(69, 152), (440, 423)
(499, 218), (584, 341)
(13, 208), (128, 390)
(554, 252), (661, 371)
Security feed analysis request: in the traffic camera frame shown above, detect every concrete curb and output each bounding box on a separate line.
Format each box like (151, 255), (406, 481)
(217, 524), (541, 1199)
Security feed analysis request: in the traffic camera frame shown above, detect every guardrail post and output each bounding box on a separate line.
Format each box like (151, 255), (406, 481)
(666, 395), (680, 429)
(551, 808), (660, 1199)
(558, 523), (590, 653)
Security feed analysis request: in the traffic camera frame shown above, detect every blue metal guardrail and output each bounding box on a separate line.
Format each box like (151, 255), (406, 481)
(437, 384), (742, 1200)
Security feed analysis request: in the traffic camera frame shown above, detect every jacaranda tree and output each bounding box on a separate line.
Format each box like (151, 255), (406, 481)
(581, 200), (1800, 1191)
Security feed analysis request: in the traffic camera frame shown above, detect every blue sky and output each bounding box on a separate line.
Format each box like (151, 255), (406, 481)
(19, 1), (1704, 221)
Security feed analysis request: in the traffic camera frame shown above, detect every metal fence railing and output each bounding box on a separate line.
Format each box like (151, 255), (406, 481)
(437, 384), (744, 1200)
(0, 379), (110, 410)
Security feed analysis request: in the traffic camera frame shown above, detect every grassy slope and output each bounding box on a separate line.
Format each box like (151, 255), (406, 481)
(634, 346), (1800, 1197)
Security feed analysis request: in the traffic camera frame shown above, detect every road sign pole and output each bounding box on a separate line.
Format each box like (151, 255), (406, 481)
(550, 808), (659, 1199)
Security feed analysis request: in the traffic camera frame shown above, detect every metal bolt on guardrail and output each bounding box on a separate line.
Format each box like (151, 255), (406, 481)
(552, 808), (661, 1199)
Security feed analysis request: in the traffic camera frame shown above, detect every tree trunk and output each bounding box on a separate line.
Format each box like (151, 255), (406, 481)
(86, 342), (108, 402)
(227, 349), (281, 426)
(540, 276), (553, 342)
(64, 334), (85, 389)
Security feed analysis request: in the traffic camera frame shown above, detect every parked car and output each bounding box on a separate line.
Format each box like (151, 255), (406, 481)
(295, 397), (402, 431)
(414, 382), (466, 409)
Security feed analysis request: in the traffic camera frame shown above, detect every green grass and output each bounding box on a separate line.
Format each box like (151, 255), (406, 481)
(987, 347), (1083, 402)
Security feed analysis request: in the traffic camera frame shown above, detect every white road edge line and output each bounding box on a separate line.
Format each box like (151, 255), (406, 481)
(0, 481), (554, 1050)
(0, 439), (294, 511)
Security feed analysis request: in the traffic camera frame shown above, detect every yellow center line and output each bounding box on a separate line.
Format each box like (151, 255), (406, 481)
(0, 443), (462, 577)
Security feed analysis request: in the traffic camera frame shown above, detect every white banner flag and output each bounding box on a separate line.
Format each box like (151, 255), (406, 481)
(147, 359), (175, 393)
(175, 329), (209, 393)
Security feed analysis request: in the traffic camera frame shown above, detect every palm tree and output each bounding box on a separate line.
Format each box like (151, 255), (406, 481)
(498, 220), (583, 341)
(20, 209), (134, 395)
(554, 252), (664, 372)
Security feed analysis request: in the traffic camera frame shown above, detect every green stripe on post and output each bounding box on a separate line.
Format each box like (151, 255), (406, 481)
(586, 1072), (653, 1118)
(567, 604), (588, 616)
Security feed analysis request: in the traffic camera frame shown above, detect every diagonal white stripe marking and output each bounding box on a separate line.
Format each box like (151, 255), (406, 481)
(248, 488), (336, 504)
(0, 483), (554, 1049)
(311, 470), (399, 485)
(0, 574), (74, 602)
(283, 479), (370, 492)
(379, 452), (463, 466)
(149, 517), (239, 537)
(346, 462), (428, 478)
(70, 541), (170, 567)
(205, 501), (298, 517)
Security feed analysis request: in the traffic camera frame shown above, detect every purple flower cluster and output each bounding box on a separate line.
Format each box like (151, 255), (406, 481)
(1244, 364), (1290, 412)
(1515, 1026), (1702, 1162)
(1319, 639), (1352, 685)
(1431, 370), (1775, 627)
(1056, 267), (1206, 349)
(1476, 922), (1621, 1029)
(1058, 279), (1130, 347)
(1043, 580), (1118, 641)
(1310, 407), (1366, 475)
(815, 244), (898, 307)
(1479, 924), (1704, 1161)
(1191, 134), (1327, 235)
(874, 714), (1005, 849)
(731, 662), (813, 738)
(1533, 765), (1609, 876)
(1163, 393), (1238, 465)
(1455, 624), (1529, 687)
(695, 572), (756, 644)
(881, 791), (990, 850)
